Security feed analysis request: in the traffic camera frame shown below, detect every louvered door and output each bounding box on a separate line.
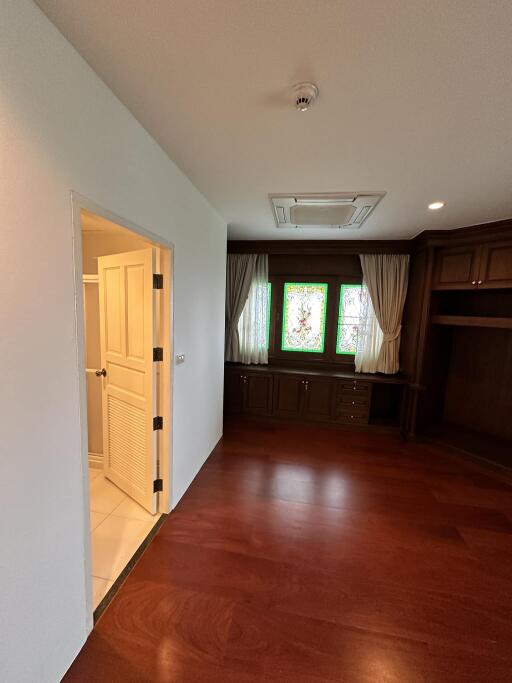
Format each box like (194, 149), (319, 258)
(98, 248), (158, 513)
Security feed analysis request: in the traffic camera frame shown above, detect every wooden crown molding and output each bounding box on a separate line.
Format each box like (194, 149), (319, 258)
(412, 217), (512, 250)
(227, 239), (410, 255)
(228, 217), (512, 255)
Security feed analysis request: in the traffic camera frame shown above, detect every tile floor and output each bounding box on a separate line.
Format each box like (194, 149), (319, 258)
(88, 467), (160, 608)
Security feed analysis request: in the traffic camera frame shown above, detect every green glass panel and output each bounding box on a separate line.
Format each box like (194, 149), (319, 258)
(281, 282), (328, 353)
(336, 284), (362, 355)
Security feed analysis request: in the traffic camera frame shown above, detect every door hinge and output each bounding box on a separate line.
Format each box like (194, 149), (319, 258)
(153, 273), (163, 289)
(153, 416), (163, 430)
(153, 478), (163, 493)
(153, 347), (164, 362)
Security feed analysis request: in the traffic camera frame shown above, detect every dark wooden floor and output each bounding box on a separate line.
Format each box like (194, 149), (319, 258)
(64, 418), (512, 682)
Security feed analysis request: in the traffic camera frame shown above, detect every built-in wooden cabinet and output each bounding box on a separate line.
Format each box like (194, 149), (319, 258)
(334, 379), (371, 425)
(402, 221), (512, 468)
(478, 239), (512, 289)
(245, 372), (274, 415)
(432, 246), (480, 289)
(432, 239), (512, 290)
(273, 374), (335, 421)
(225, 365), (404, 429)
(224, 368), (245, 414)
(302, 377), (336, 422)
(273, 374), (303, 418)
(224, 370), (273, 416)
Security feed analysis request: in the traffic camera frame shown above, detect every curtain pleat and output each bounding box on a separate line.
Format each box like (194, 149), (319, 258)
(356, 254), (409, 374)
(355, 284), (383, 373)
(225, 254), (257, 362)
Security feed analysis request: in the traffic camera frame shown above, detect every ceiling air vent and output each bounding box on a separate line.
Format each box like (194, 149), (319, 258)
(269, 192), (385, 229)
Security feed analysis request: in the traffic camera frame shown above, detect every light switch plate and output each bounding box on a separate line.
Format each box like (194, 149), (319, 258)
(176, 354), (185, 365)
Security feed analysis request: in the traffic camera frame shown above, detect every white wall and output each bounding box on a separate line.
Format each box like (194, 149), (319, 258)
(0, 2), (226, 681)
(82, 227), (154, 274)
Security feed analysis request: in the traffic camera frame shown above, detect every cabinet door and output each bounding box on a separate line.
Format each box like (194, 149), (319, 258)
(478, 240), (512, 289)
(245, 373), (273, 415)
(302, 377), (335, 422)
(432, 246), (481, 290)
(224, 369), (245, 415)
(273, 374), (304, 418)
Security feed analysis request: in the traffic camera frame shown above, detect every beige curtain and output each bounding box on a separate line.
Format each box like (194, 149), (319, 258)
(359, 254), (409, 374)
(225, 254), (257, 362)
(238, 254), (269, 364)
(355, 284), (383, 373)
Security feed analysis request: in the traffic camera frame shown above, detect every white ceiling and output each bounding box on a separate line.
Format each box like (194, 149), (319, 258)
(36, 0), (512, 240)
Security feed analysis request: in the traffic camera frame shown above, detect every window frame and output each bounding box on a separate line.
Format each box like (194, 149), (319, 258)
(336, 283), (363, 356)
(281, 281), (329, 354)
(269, 274), (361, 365)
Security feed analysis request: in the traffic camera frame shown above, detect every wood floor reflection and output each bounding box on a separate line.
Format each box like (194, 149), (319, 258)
(64, 418), (512, 682)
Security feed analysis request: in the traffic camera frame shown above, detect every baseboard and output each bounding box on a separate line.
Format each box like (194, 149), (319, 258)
(421, 434), (512, 485)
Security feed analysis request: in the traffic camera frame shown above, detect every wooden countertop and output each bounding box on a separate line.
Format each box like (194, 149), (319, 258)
(225, 362), (407, 385)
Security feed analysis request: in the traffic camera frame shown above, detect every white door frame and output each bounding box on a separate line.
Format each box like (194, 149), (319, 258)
(70, 191), (174, 632)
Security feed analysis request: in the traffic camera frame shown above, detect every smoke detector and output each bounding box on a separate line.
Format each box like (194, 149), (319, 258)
(292, 82), (319, 111)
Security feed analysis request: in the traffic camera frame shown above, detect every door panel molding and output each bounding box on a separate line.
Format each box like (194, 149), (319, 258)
(98, 248), (158, 513)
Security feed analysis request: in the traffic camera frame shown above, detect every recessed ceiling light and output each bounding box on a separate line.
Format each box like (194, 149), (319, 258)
(428, 201), (445, 210)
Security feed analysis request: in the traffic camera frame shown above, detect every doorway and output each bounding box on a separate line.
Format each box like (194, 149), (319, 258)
(73, 197), (173, 620)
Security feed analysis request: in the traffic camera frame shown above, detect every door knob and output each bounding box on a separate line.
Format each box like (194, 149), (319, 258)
(95, 368), (107, 377)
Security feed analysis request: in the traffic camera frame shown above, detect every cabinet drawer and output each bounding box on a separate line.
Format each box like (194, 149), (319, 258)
(337, 403), (369, 418)
(337, 394), (369, 408)
(335, 413), (368, 426)
(337, 379), (371, 395)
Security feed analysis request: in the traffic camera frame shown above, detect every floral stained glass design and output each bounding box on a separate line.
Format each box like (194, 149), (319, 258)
(281, 282), (328, 352)
(336, 284), (363, 354)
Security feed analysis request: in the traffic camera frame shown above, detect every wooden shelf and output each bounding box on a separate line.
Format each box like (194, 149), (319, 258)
(431, 314), (512, 329)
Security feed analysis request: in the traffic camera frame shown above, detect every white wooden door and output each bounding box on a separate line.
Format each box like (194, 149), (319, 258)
(98, 248), (158, 513)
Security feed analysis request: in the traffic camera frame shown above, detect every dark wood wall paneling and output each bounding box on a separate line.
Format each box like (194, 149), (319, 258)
(228, 218), (512, 469)
(444, 327), (512, 440)
(228, 240), (409, 370)
(227, 239), (410, 255)
(407, 218), (512, 467)
(269, 253), (361, 278)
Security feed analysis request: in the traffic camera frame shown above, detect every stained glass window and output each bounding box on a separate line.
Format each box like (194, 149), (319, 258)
(336, 284), (363, 354)
(281, 282), (328, 353)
